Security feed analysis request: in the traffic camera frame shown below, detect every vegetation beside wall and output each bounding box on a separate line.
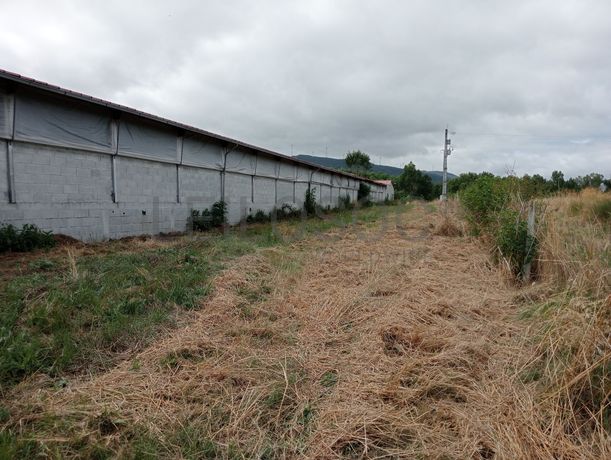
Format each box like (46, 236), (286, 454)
(0, 224), (55, 253)
(0, 202), (399, 392)
(190, 201), (227, 231)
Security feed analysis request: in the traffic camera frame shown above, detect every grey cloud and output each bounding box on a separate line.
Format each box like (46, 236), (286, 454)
(1, 0), (609, 177)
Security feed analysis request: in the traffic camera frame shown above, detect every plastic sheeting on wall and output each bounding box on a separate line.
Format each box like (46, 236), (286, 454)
(14, 92), (113, 150)
(319, 172), (332, 185)
(181, 134), (223, 169)
(0, 91), (13, 139)
(278, 161), (295, 180)
(296, 166), (310, 181)
(256, 156), (278, 177)
(225, 149), (256, 174)
(119, 117), (177, 162)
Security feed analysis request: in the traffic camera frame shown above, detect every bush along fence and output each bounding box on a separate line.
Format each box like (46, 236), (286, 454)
(188, 183), (386, 232)
(459, 175), (538, 280)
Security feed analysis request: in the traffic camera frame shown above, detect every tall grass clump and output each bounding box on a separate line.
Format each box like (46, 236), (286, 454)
(460, 184), (610, 452)
(521, 189), (610, 448)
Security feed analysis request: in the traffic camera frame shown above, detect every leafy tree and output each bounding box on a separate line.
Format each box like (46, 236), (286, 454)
(551, 170), (565, 190)
(447, 172), (494, 194)
(582, 173), (604, 188)
(345, 150), (371, 173)
(394, 162), (434, 200)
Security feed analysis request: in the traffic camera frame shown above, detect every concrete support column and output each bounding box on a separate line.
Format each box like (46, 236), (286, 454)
(6, 92), (16, 203)
(6, 141), (15, 203)
(110, 119), (120, 203)
(176, 135), (183, 203)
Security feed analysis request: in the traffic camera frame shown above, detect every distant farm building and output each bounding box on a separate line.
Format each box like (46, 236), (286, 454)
(374, 180), (394, 200)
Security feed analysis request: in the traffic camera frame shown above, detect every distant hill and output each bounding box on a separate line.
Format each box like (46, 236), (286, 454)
(294, 154), (456, 184)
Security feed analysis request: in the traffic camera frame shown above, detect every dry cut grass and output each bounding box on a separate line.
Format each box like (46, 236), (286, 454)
(0, 199), (609, 459)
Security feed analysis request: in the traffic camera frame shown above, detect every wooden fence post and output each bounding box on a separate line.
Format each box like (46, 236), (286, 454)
(522, 202), (536, 281)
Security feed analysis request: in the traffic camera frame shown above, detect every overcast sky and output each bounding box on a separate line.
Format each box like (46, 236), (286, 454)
(1, 0), (609, 177)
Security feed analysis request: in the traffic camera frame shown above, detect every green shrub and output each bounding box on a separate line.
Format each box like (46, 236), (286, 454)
(246, 205), (300, 224)
(357, 182), (371, 204)
(304, 188), (317, 216)
(495, 210), (537, 277)
(0, 224), (55, 253)
(246, 210), (270, 224)
(190, 201), (226, 232)
(277, 203), (301, 220)
(211, 201), (227, 227)
(460, 176), (509, 234)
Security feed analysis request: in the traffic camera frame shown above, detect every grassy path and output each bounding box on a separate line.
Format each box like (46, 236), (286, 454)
(0, 202), (605, 458)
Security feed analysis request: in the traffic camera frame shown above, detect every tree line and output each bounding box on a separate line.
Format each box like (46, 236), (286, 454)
(343, 150), (609, 201)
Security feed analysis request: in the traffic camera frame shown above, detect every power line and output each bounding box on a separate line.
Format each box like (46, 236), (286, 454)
(454, 131), (611, 141)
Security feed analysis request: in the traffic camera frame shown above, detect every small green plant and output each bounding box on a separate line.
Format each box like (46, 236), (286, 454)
(28, 259), (56, 271)
(320, 370), (338, 387)
(304, 188), (317, 216)
(495, 210), (537, 277)
(0, 406), (9, 423)
(247, 209), (270, 224)
(299, 404), (314, 426)
(278, 203), (301, 220)
(0, 224), (55, 253)
(339, 194), (352, 210)
(211, 201), (227, 227)
(190, 201), (227, 231)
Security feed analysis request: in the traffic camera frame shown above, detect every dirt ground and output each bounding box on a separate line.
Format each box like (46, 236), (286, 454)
(5, 202), (597, 459)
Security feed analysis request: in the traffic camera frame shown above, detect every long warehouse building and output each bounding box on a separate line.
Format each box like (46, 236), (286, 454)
(0, 70), (393, 241)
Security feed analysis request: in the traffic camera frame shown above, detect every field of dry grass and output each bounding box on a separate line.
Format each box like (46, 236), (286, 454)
(0, 195), (609, 459)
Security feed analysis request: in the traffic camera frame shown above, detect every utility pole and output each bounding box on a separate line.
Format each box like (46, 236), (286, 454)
(441, 128), (452, 201)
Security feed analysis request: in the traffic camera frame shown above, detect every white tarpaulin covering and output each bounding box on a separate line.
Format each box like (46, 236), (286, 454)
(278, 161), (295, 180)
(319, 172), (331, 185)
(296, 166), (310, 181)
(14, 92), (112, 150)
(226, 149), (256, 174)
(119, 117), (177, 161)
(182, 135), (223, 169)
(0, 91), (12, 139)
(256, 156), (278, 177)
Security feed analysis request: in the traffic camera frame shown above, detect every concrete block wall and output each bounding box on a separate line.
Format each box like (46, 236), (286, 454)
(116, 156), (176, 204)
(13, 144), (112, 204)
(252, 176), (276, 214)
(0, 84), (389, 241)
(276, 179), (294, 206)
(180, 166), (221, 206)
(224, 172), (253, 223)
